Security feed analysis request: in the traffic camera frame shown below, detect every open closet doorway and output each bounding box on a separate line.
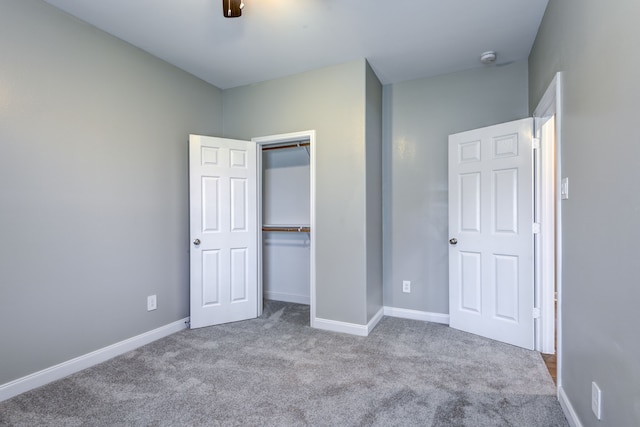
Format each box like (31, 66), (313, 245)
(253, 131), (316, 327)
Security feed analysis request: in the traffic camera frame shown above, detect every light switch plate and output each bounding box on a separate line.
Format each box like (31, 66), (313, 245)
(561, 177), (569, 200)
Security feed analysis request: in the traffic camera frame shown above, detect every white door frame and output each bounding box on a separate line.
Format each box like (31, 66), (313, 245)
(252, 130), (316, 327)
(533, 73), (563, 385)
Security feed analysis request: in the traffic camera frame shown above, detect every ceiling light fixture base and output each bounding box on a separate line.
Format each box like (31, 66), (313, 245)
(223, 0), (243, 18)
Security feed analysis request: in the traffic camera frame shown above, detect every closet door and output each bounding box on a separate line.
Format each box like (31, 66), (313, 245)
(189, 135), (257, 328)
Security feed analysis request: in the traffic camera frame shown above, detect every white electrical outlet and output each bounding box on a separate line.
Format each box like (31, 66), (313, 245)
(592, 381), (602, 420)
(147, 295), (157, 311)
(402, 280), (411, 293)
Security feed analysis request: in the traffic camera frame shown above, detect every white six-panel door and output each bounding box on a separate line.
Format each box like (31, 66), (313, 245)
(448, 118), (534, 350)
(189, 135), (257, 328)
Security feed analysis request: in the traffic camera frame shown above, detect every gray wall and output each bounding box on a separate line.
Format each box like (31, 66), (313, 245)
(0, 0), (222, 384)
(365, 63), (384, 321)
(222, 60), (373, 325)
(382, 61), (529, 314)
(529, 1), (640, 425)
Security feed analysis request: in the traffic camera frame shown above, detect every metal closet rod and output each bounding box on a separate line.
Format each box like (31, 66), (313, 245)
(262, 141), (310, 151)
(262, 226), (311, 233)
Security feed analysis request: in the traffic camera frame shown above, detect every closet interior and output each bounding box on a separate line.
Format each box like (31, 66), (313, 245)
(261, 140), (311, 306)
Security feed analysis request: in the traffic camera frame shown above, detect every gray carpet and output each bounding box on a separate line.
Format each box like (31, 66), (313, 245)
(0, 301), (567, 426)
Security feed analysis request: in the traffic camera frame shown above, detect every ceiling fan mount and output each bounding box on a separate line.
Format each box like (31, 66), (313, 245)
(223, 0), (244, 18)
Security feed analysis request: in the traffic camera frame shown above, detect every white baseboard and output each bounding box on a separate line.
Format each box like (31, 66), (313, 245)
(558, 385), (583, 427)
(313, 307), (448, 337)
(367, 307), (385, 334)
(0, 317), (189, 403)
(313, 317), (369, 336)
(264, 291), (310, 305)
(313, 307), (384, 337)
(383, 306), (450, 324)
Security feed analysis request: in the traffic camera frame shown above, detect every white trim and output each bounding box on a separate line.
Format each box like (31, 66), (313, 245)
(532, 113), (556, 353)
(367, 307), (385, 333)
(534, 74), (559, 117)
(533, 120), (543, 351)
(253, 130), (316, 327)
(264, 291), (310, 305)
(0, 317), (189, 403)
(313, 307), (383, 337)
(537, 115), (557, 354)
(555, 73), (564, 389)
(384, 307), (450, 324)
(309, 134), (316, 327)
(256, 142), (264, 318)
(313, 317), (369, 337)
(533, 72), (563, 386)
(558, 385), (583, 427)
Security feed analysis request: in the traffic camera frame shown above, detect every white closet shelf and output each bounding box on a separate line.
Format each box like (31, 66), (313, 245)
(262, 224), (310, 233)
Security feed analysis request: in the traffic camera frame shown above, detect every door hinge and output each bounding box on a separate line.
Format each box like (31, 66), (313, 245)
(533, 223), (541, 234)
(533, 307), (541, 319)
(532, 137), (540, 150)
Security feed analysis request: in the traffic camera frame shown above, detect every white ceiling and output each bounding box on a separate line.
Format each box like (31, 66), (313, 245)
(43, 0), (549, 90)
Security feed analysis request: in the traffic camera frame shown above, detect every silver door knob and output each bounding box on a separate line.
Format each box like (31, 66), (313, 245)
(193, 238), (201, 246)
(449, 238), (457, 245)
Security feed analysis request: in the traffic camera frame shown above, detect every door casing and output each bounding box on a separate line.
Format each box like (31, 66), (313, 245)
(253, 130), (317, 325)
(533, 72), (563, 386)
